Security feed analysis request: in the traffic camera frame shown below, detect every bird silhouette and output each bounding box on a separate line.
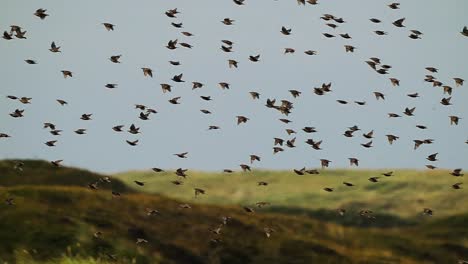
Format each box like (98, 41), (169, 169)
(393, 18), (405, 27)
(174, 152), (188, 158)
(126, 140), (139, 146)
(281, 26), (292, 35)
(461, 26), (468, 37)
(102, 23), (115, 31)
(141, 68), (153, 77)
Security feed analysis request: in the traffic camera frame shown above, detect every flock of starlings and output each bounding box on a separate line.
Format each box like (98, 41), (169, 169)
(1, 0), (468, 253)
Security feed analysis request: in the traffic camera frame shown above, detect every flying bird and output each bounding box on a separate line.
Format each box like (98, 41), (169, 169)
(102, 23), (115, 31)
(368, 177), (380, 183)
(281, 26), (292, 35)
(386, 135), (399, 145)
(45, 140), (57, 147)
(3, 31), (13, 40)
(169, 97), (181, 104)
(113, 125), (124, 132)
(454, 78), (464, 87)
(165, 8), (179, 18)
(249, 55), (260, 62)
(344, 45), (356, 52)
(228, 59), (238, 68)
(50, 160), (63, 167)
(110, 55), (121, 63)
(233, 0), (245, 5)
(393, 18), (405, 27)
(349, 158), (359, 166)
(382, 171), (393, 177)
(374, 92), (385, 100)
(49, 42), (61, 53)
(460, 26), (468, 37)
(167, 39), (178, 49)
(61, 70), (73, 78)
(222, 18), (235, 25)
(74, 129), (87, 135)
(142, 68), (153, 77)
(126, 140), (139, 146)
(240, 164), (251, 172)
(403, 107), (416, 116)
(174, 152), (188, 158)
(236, 116), (249, 125)
(320, 159), (331, 168)
(249, 92), (260, 99)
(34, 9), (49, 20)
(128, 124), (140, 134)
(450, 169), (463, 177)
(172, 73), (184, 82)
(250, 155), (261, 164)
(388, 3), (400, 9)
(193, 82), (204, 89)
(426, 153), (438, 162)
(449, 116), (460, 125)
(194, 188), (206, 197)
(423, 208), (434, 216)
(80, 114), (92, 120)
(304, 50), (317, 55)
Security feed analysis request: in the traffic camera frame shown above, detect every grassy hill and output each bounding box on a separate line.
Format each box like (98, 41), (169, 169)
(0, 160), (130, 193)
(0, 160), (467, 263)
(115, 169), (467, 219)
(1, 185), (468, 264)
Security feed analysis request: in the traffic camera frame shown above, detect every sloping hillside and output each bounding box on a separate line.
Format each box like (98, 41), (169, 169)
(115, 169), (466, 218)
(0, 160), (467, 263)
(0, 160), (130, 193)
(1, 185), (467, 264)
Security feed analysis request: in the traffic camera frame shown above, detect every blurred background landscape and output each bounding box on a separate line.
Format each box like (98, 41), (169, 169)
(0, 160), (467, 263)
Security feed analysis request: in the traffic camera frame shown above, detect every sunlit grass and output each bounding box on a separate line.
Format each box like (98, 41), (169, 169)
(115, 169), (467, 217)
(13, 247), (133, 264)
(0, 160), (466, 263)
(0, 184), (466, 264)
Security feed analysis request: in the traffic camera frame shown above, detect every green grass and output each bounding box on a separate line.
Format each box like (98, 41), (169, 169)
(1, 185), (467, 264)
(115, 169), (467, 218)
(0, 159), (130, 193)
(15, 250), (117, 264)
(1, 160), (467, 263)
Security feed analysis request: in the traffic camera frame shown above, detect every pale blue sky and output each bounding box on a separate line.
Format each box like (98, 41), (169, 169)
(1, 0), (467, 173)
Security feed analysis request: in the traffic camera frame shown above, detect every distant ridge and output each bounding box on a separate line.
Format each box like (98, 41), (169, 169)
(0, 159), (130, 193)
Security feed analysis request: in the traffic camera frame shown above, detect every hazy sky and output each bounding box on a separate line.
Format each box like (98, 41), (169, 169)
(1, 0), (467, 173)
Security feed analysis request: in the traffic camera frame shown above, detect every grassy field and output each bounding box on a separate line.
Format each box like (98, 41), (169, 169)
(2, 185), (468, 264)
(0, 160), (467, 263)
(115, 169), (466, 219)
(0, 160), (130, 193)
